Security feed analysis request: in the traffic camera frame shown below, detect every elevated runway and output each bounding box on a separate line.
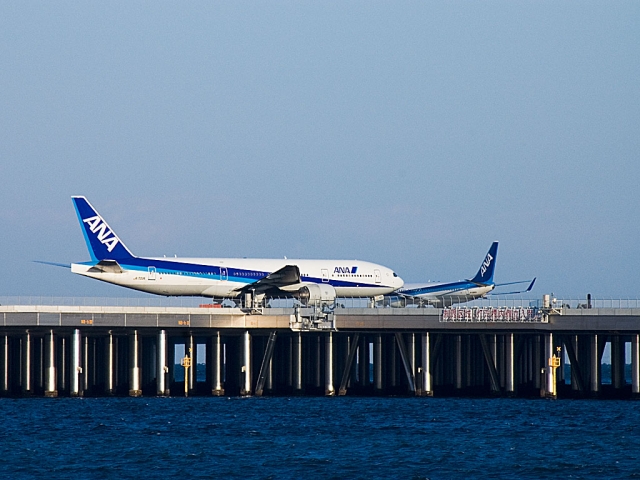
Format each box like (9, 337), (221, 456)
(1, 299), (639, 399)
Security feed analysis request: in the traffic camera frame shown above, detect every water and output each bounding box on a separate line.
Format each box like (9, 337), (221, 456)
(1, 397), (639, 479)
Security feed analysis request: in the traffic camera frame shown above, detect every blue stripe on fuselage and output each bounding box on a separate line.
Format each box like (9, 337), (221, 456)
(80, 258), (389, 289)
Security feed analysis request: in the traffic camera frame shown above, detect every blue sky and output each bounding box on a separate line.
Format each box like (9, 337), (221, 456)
(1, 2), (638, 298)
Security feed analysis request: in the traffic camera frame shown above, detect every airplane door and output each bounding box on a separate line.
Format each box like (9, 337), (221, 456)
(148, 266), (156, 281)
(220, 267), (228, 281)
(374, 269), (381, 284)
(321, 269), (329, 283)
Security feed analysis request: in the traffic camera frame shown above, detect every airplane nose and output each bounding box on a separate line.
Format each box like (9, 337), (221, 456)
(395, 275), (404, 289)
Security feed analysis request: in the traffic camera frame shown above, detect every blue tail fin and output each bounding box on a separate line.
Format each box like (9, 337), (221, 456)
(470, 241), (498, 285)
(72, 196), (135, 262)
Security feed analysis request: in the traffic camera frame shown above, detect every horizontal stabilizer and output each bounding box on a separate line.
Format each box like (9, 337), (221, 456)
(34, 260), (71, 269)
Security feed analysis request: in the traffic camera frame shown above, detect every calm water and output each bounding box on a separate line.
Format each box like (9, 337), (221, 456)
(1, 397), (639, 479)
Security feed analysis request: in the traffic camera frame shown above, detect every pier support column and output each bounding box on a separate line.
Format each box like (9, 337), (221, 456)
(240, 331), (252, 396)
(505, 333), (515, 396)
(44, 330), (57, 397)
(21, 332), (32, 395)
(420, 332), (433, 396)
(187, 335), (195, 395)
(570, 335), (580, 391)
(374, 334), (383, 394)
(590, 334), (601, 396)
(2, 335), (9, 395)
(292, 332), (302, 393)
(632, 334), (640, 399)
(325, 332), (335, 396)
(455, 335), (463, 390)
(82, 335), (90, 394)
(611, 335), (624, 390)
(70, 329), (82, 397)
(157, 330), (168, 396)
(105, 334), (115, 395)
(211, 331), (224, 396)
(129, 330), (142, 397)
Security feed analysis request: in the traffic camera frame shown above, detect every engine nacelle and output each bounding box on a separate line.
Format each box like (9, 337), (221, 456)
(295, 283), (337, 306)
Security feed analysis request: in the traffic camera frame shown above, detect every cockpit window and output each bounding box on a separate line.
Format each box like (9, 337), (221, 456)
(393, 272), (398, 277)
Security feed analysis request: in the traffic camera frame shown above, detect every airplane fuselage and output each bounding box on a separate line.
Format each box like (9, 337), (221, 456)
(72, 257), (402, 298)
(397, 281), (495, 307)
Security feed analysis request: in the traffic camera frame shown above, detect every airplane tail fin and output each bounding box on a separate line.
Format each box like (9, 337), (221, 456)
(72, 196), (135, 262)
(470, 241), (498, 286)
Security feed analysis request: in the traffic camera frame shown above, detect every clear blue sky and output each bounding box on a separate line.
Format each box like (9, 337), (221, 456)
(1, 2), (638, 298)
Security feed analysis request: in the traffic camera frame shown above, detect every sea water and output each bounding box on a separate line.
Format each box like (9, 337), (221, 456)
(1, 396), (639, 478)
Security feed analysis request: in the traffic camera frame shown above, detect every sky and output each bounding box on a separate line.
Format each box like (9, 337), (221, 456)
(0, 2), (639, 299)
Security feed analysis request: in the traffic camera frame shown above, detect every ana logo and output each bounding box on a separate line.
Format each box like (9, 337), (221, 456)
(83, 215), (119, 252)
(480, 253), (493, 277)
(334, 266), (358, 274)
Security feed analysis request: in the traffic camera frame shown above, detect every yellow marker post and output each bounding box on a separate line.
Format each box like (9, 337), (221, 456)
(548, 347), (562, 398)
(181, 348), (192, 397)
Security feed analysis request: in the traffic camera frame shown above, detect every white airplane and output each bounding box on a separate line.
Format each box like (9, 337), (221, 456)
(393, 242), (535, 307)
(65, 196), (404, 305)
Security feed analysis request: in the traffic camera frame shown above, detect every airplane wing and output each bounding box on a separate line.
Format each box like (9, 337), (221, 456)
(234, 265), (301, 295)
(488, 278), (536, 295)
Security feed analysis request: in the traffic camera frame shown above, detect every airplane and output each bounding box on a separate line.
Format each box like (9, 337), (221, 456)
(62, 196), (404, 305)
(391, 241), (535, 307)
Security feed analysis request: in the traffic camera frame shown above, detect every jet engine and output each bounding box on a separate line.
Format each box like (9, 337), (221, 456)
(295, 283), (337, 306)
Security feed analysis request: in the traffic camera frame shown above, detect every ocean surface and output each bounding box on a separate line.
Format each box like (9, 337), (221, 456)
(1, 397), (639, 479)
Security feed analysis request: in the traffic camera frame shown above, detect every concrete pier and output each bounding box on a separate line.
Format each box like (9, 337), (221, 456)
(0, 301), (638, 399)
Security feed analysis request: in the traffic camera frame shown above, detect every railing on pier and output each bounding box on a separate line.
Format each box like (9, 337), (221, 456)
(1, 295), (638, 311)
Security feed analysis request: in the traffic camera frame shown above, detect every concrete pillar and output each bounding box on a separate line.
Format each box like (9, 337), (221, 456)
(105, 334), (115, 395)
(314, 335), (322, 390)
(211, 331), (224, 396)
(590, 334), (601, 395)
(455, 335), (463, 390)
(187, 335), (195, 395)
(157, 330), (168, 396)
(408, 333), (416, 380)
(82, 335), (90, 393)
(129, 330), (142, 397)
(1, 335), (9, 394)
(611, 336), (624, 390)
(388, 335), (397, 389)
(22, 332), (31, 395)
(533, 335), (541, 390)
(240, 331), (252, 396)
(374, 334), (383, 393)
(35, 336), (44, 392)
(571, 335), (580, 391)
(421, 332), (432, 396)
(325, 332), (335, 396)
(70, 329), (82, 397)
(292, 332), (302, 393)
(632, 334), (640, 398)
(359, 335), (368, 387)
(44, 330), (57, 397)
(505, 333), (515, 395)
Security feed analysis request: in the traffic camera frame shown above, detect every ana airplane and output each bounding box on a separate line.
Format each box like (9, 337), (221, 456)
(393, 242), (535, 307)
(66, 196), (404, 305)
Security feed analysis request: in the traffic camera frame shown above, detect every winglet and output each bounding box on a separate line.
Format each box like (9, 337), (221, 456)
(470, 241), (499, 286)
(526, 277), (536, 292)
(72, 196), (135, 262)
